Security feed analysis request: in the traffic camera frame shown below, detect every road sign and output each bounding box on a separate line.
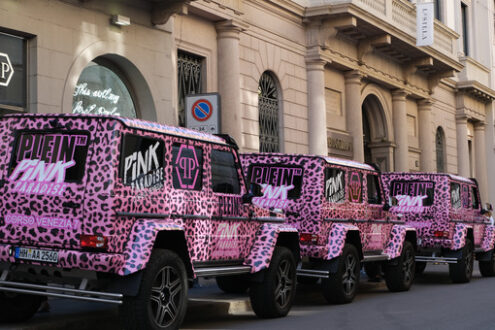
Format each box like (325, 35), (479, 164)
(0, 52), (14, 87)
(192, 99), (213, 122)
(186, 93), (220, 134)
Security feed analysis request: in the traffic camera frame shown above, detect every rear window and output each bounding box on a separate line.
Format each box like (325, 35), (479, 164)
(10, 130), (90, 184)
(120, 134), (165, 189)
(450, 183), (461, 209)
(247, 164), (303, 199)
(325, 167), (345, 203)
(390, 180), (435, 207)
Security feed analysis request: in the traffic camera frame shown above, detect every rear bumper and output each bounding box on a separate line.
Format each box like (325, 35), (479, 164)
(0, 243), (125, 274)
(418, 238), (452, 249)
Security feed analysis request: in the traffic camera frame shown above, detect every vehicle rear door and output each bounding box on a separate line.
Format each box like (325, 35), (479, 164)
(0, 116), (93, 251)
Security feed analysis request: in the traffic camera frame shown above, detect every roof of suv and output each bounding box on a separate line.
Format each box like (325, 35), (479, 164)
(2, 113), (229, 146)
(384, 172), (475, 184)
(244, 152), (376, 172)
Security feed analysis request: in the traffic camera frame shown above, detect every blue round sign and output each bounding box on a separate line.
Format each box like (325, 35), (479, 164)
(192, 99), (213, 122)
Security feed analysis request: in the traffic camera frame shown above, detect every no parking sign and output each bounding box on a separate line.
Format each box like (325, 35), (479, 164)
(185, 93), (220, 134)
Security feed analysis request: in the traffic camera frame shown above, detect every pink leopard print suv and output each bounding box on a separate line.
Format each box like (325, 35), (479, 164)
(0, 114), (300, 329)
(382, 172), (495, 283)
(241, 153), (417, 304)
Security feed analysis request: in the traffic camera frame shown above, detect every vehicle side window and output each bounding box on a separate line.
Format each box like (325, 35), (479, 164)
(471, 186), (480, 209)
(120, 134), (165, 189)
(211, 149), (241, 194)
(367, 174), (382, 204)
(324, 167), (345, 203)
(171, 143), (203, 191)
(348, 171), (363, 203)
(450, 183), (461, 209)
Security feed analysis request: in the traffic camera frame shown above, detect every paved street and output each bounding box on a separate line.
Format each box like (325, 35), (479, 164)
(2, 264), (495, 330)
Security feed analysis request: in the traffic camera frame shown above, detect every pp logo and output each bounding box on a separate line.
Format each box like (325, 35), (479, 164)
(175, 145), (200, 189)
(349, 172), (362, 203)
(0, 53), (14, 87)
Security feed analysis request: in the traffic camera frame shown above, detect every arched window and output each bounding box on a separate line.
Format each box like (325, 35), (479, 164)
(436, 127), (446, 172)
(258, 72), (280, 152)
(73, 58), (137, 118)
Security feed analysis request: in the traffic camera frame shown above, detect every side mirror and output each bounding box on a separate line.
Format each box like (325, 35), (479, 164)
(242, 192), (254, 204)
(250, 183), (264, 197)
(383, 202), (391, 212)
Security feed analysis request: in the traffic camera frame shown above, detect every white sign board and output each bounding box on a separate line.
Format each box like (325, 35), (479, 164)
(185, 93), (220, 134)
(416, 2), (434, 47)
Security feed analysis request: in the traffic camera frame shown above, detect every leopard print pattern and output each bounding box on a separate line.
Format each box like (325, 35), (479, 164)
(324, 223), (359, 260)
(0, 114), (295, 275)
(383, 225), (415, 259)
(481, 225), (495, 252)
(243, 223), (298, 273)
(241, 153), (412, 261)
(451, 223), (469, 250)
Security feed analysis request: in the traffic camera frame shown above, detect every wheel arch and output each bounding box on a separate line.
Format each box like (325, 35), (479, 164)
(345, 230), (364, 260)
(276, 231), (300, 262)
(154, 230), (194, 279)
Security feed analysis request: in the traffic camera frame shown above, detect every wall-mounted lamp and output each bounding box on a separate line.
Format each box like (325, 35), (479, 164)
(111, 15), (131, 27)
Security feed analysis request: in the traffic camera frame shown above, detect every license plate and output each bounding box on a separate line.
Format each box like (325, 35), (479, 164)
(14, 247), (59, 263)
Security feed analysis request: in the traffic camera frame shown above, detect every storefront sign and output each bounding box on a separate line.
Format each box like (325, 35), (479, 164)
(327, 131), (353, 158)
(0, 32), (26, 110)
(0, 53), (14, 87)
(186, 93), (220, 134)
(72, 62), (137, 118)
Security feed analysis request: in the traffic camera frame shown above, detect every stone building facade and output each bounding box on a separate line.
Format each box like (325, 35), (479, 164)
(1, 0), (495, 204)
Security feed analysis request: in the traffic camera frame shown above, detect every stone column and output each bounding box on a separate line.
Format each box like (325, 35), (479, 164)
(306, 59), (328, 156)
(216, 20), (244, 147)
(418, 99), (435, 172)
(474, 122), (488, 201)
(456, 115), (470, 177)
(392, 90), (409, 171)
(345, 70), (364, 162)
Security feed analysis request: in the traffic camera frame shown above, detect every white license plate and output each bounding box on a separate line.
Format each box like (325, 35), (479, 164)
(14, 247), (59, 263)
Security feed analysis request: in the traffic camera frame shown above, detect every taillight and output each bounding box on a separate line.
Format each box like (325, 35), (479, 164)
(80, 234), (108, 250)
(300, 233), (319, 245)
(434, 231), (449, 238)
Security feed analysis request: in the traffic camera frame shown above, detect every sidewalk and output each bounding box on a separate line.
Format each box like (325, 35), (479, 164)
(0, 279), (253, 330)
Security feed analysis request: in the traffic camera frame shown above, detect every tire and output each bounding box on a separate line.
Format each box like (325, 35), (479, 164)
(0, 292), (43, 323)
(297, 276), (319, 285)
(384, 241), (415, 292)
(249, 246), (297, 318)
(415, 262), (427, 275)
(449, 239), (474, 283)
(119, 249), (188, 330)
(479, 250), (495, 277)
(216, 275), (250, 293)
(321, 244), (360, 304)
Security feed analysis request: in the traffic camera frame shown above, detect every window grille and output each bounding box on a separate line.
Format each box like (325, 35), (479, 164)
(258, 72), (280, 152)
(177, 51), (203, 127)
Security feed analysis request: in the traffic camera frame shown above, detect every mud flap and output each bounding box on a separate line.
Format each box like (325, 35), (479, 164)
(105, 270), (143, 296)
(476, 250), (493, 262)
